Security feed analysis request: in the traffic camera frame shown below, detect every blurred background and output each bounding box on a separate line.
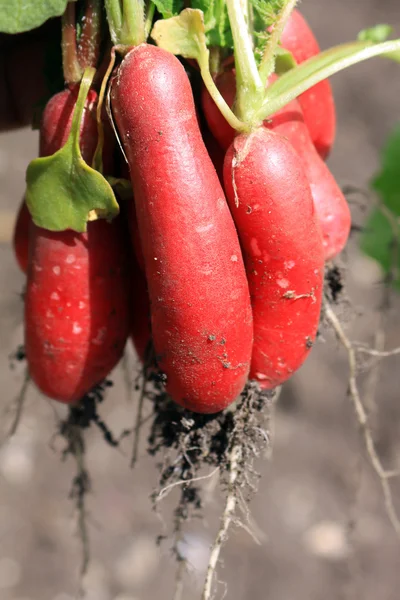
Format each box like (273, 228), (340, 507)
(0, 1), (400, 599)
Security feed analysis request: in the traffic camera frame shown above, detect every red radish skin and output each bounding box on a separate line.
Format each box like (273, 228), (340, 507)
(25, 89), (129, 403)
(26, 220), (130, 403)
(202, 71), (350, 259)
(130, 255), (151, 362)
(111, 44), (253, 414)
(125, 194), (151, 361)
(281, 9), (336, 159)
(202, 127), (225, 185)
(13, 199), (30, 274)
(201, 71), (236, 152)
(224, 128), (324, 388)
(265, 94), (350, 260)
(39, 86), (99, 158)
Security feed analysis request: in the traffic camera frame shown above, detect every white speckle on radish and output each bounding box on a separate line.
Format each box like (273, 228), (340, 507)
(50, 292), (60, 300)
(66, 254), (76, 264)
(196, 223), (214, 233)
(230, 255), (238, 262)
(79, 301), (85, 309)
(255, 372), (268, 380)
(46, 310), (54, 318)
(53, 266), (60, 275)
(285, 260), (295, 270)
(250, 238), (261, 257)
(72, 322), (82, 334)
(277, 278), (290, 289)
(34, 265), (42, 271)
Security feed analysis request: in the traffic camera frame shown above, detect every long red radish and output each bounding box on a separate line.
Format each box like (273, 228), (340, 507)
(26, 220), (130, 402)
(280, 8), (336, 159)
(224, 128), (324, 388)
(202, 71), (350, 259)
(25, 87), (130, 403)
(111, 44), (253, 414)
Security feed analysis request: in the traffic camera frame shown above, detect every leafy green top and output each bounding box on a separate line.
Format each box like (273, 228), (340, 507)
(0, 0), (68, 34)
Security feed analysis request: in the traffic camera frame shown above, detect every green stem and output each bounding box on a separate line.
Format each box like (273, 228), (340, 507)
(78, 0), (102, 69)
(121, 0), (145, 46)
(225, 0), (263, 122)
(198, 53), (250, 133)
(62, 1), (83, 84)
(104, 0), (123, 46)
(258, 0), (298, 84)
(144, 1), (156, 39)
(67, 67), (97, 158)
(255, 38), (400, 123)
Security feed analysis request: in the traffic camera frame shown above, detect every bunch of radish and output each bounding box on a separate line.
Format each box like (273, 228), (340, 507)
(14, 0), (400, 414)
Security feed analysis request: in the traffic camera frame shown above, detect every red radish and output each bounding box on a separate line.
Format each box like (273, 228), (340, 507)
(123, 190), (151, 361)
(201, 71), (236, 152)
(202, 71), (350, 259)
(25, 88), (130, 403)
(14, 86), (104, 276)
(201, 126), (225, 185)
(26, 220), (130, 403)
(224, 128), (324, 388)
(130, 254), (151, 362)
(39, 86), (98, 158)
(265, 93), (350, 260)
(13, 199), (30, 274)
(111, 44), (253, 414)
(281, 9), (336, 159)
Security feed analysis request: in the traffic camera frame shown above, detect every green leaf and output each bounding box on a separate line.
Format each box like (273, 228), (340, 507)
(360, 124), (400, 291)
(250, 0), (284, 63)
(358, 24), (393, 44)
(151, 8), (208, 59)
(0, 0), (69, 34)
(191, 0), (232, 48)
(152, 0), (184, 19)
(26, 67), (119, 233)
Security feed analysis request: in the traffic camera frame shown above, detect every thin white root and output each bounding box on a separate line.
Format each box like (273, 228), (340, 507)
(201, 444), (241, 600)
(157, 467), (220, 502)
(324, 300), (400, 536)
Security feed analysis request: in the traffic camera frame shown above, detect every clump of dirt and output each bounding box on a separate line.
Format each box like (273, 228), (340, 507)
(325, 264), (344, 303)
(9, 343), (26, 367)
(146, 375), (277, 546)
(60, 379), (119, 447)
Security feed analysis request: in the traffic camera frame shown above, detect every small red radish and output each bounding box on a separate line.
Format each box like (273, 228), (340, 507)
(111, 44), (253, 414)
(224, 127), (324, 388)
(281, 8), (336, 158)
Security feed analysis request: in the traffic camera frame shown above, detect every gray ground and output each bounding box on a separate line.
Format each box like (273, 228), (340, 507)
(1, 1), (400, 599)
